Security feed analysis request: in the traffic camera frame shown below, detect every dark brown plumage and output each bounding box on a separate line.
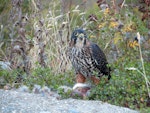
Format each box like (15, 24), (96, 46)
(68, 29), (111, 84)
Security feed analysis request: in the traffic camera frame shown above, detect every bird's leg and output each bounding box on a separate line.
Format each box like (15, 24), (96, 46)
(76, 73), (86, 83)
(91, 76), (100, 85)
(72, 74), (90, 99)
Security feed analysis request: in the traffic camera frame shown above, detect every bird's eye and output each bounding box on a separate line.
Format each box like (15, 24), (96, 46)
(74, 32), (78, 36)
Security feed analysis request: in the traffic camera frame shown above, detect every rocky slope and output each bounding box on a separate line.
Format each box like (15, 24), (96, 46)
(0, 89), (139, 113)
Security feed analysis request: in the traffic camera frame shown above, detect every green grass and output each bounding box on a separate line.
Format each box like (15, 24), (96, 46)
(89, 61), (150, 109)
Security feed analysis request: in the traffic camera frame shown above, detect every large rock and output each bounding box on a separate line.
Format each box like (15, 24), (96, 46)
(0, 89), (139, 113)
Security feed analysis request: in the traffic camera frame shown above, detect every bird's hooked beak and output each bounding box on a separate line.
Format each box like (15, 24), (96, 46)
(78, 33), (84, 40)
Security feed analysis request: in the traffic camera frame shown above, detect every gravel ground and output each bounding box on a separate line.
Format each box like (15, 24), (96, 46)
(0, 89), (139, 113)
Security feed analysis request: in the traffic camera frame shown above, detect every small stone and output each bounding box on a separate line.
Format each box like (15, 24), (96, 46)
(17, 85), (29, 92)
(4, 84), (11, 90)
(32, 84), (41, 94)
(41, 86), (51, 94)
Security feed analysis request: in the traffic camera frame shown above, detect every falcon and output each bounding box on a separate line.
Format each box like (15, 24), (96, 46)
(68, 29), (111, 86)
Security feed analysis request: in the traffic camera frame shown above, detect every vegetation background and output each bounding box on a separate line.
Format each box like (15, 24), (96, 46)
(0, 0), (150, 112)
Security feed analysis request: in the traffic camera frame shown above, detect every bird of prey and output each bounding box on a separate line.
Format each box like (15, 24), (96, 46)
(68, 29), (111, 85)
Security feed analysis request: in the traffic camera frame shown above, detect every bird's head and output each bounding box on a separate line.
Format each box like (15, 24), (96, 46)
(71, 29), (87, 48)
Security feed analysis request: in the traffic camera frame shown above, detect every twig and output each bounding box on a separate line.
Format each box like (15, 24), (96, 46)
(121, 0), (126, 8)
